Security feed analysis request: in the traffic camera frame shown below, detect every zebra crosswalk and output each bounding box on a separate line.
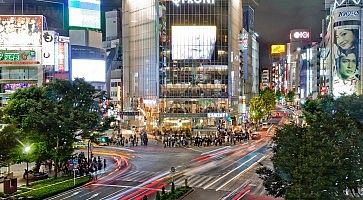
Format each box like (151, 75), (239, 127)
(116, 170), (159, 182)
(116, 170), (218, 189)
(115, 170), (266, 194)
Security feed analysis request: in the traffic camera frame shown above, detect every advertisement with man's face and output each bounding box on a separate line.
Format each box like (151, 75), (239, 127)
(0, 15), (43, 47)
(333, 26), (360, 96)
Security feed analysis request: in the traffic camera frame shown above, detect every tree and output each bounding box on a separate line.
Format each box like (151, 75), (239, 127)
(286, 90), (295, 103)
(275, 90), (283, 102)
(260, 88), (276, 116)
(0, 125), (20, 168)
(334, 94), (363, 125)
(257, 95), (363, 199)
(3, 78), (100, 177)
(249, 96), (265, 125)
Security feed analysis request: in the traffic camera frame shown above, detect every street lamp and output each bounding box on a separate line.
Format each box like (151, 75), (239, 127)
(24, 145), (31, 187)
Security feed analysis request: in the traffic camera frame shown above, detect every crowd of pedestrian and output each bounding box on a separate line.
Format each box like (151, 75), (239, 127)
(161, 128), (253, 148)
(110, 129), (149, 147)
(62, 152), (107, 181)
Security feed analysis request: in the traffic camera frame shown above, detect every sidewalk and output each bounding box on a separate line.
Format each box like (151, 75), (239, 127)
(0, 154), (116, 193)
(0, 163), (36, 192)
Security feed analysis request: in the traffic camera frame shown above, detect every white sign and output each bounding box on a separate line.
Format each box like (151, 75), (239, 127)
(207, 113), (227, 118)
(293, 31), (310, 39)
(333, 6), (361, 23)
(42, 31), (56, 65)
(172, 0), (215, 6)
(172, 26), (216, 60)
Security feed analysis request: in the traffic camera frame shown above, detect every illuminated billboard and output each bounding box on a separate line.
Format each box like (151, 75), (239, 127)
(0, 50), (40, 65)
(332, 27), (360, 96)
(71, 59), (105, 82)
(0, 15), (43, 47)
(56, 36), (70, 72)
(172, 26), (216, 60)
(332, 6), (361, 97)
(290, 29), (310, 42)
(68, 0), (101, 29)
(271, 45), (285, 54)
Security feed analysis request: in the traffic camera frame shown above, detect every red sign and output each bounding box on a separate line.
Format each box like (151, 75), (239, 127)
(320, 86), (328, 95)
(58, 42), (65, 72)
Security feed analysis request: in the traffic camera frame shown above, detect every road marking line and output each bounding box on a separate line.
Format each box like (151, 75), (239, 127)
(117, 171), (139, 180)
(203, 155), (258, 190)
(62, 191), (81, 200)
(126, 171), (148, 181)
(201, 146), (231, 155)
(196, 176), (214, 188)
(184, 147), (204, 153)
(85, 193), (99, 200)
(92, 183), (166, 191)
(216, 155), (268, 191)
(174, 177), (186, 186)
(189, 176), (207, 187)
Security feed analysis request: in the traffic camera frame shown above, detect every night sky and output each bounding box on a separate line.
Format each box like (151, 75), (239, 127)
(254, 0), (325, 66)
(104, 0), (325, 67)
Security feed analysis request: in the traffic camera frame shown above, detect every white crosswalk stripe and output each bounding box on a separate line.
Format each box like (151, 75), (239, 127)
(195, 176), (215, 188)
(174, 175), (216, 189)
(116, 171), (158, 182)
(115, 171), (216, 189)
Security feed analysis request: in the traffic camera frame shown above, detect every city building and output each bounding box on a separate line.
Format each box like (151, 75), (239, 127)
(240, 4), (260, 123)
(285, 29), (321, 103)
(0, 0), (106, 106)
(0, 0), (66, 32)
(270, 44), (286, 93)
(104, 9), (122, 110)
(68, 0), (107, 91)
(0, 15), (44, 106)
(261, 69), (270, 90)
(321, 0), (362, 96)
(122, 0), (243, 135)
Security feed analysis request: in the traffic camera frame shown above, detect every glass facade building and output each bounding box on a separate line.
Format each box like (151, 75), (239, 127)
(159, 0), (242, 135)
(122, 0), (243, 135)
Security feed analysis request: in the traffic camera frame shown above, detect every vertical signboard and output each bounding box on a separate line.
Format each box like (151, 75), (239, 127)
(42, 31), (56, 65)
(239, 29), (249, 80)
(332, 6), (361, 96)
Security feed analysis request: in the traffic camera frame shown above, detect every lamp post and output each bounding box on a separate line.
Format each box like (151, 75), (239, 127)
(24, 145), (31, 187)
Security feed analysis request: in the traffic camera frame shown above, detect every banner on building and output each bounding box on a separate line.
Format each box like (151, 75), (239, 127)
(42, 31), (56, 65)
(0, 15), (43, 47)
(332, 26), (360, 96)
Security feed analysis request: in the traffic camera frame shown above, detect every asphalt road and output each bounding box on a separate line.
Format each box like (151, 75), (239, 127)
(48, 136), (273, 200)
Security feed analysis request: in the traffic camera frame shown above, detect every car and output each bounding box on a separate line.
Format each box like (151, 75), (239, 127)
(251, 132), (262, 140)
(262, 122), (269, 128)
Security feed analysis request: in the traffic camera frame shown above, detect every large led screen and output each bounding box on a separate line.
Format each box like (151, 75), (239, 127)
(172, 26), (216, 60)
(0, 15), (43, 46)
(68, 0), (101, 29)
(332, 27), (360, 97)
(71, 59), (105, 82)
